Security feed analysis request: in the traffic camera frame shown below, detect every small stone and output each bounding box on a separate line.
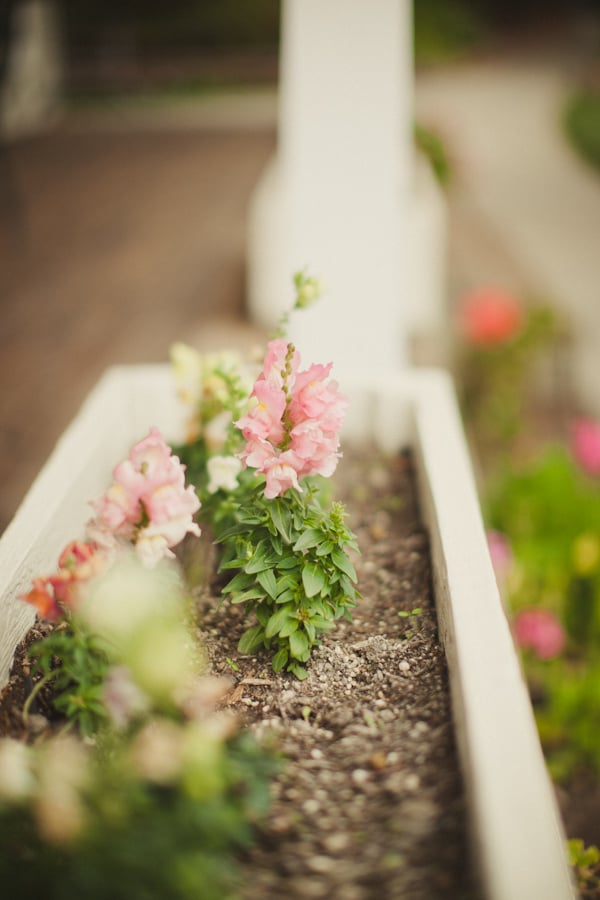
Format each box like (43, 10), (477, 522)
(405, 773), (420, 791)
(399, 660), (410, 672)
(322, 832), (351, 853)
(351, 768), (370, 786)
(307, 855), (336, 874)
(302, 798), (321, 816)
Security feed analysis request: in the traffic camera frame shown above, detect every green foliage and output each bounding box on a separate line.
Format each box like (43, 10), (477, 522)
(568, 838), (600, 897)
(216, 479), (359, 679)
(0, 727), (275, 900)
(414, 123), (452, 186)
(564, 90), (600, 174)
(485, 447), (600, 778)
(458, 303), (561, 462)
(28, 620), (111, 737)
(413, 0), (485, 66)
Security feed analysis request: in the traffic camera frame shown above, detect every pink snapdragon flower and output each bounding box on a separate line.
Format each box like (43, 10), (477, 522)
(236, 340), (347, 498)
(458, 288), (523, 347)
(90, 427), (201, 566)
(570, 417), (600, 477)
(513, 608), (566, 660)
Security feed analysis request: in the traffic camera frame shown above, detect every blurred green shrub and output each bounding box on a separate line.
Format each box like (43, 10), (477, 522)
(564, 90), (600, 174)
(415, 123), (452, 186)
(486, 446), (600, 780)
(413, 0), (484, 65)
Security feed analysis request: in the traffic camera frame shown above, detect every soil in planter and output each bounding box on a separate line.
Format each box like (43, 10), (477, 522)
(0, 448), (481, 898)
(189, 447), (483, 900)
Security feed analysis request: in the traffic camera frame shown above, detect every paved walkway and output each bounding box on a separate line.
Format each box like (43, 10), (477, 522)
(0, 118), (274, 531)
(415, 56), (600, 418)
(1, 53), (598, 531)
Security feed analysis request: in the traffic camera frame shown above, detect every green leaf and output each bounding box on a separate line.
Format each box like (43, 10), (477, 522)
(238, 625), (265, 655)
(265, 607), (294, 639)
(230, 587), (266, 604)
(304, 619), (316, 643)
(256, 604), (271, 627)
(222, 571), (254, 595)
(271, 500), (293, 543)
(257, 568), (278, 600)
(219, 556), (251, 571)
(279, 617), (299, 638)
(277, 555), (301, 570)
(293, 528), (323, 552)
(302, 563), (326, 598)
(289, 629), (310, 662)
(287, 661), (309, 680)
(315, 540), (334, 557)
(272, 647), (289, 673)
(331, 547), (357, 581)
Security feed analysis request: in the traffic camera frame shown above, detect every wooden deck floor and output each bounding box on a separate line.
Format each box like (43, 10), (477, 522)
(0, 123), (274, 532)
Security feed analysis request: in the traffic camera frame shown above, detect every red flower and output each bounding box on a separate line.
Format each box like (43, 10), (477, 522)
(458, 288), (524, 346)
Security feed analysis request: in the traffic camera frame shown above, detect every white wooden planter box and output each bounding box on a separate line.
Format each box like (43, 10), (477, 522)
(0, 365), (575, 900)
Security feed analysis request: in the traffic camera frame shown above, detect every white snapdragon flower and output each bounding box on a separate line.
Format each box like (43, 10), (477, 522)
(207, 455), (242, 494)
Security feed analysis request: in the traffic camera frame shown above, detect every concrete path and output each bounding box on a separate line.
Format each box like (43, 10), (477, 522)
(415, 57), (600, 417)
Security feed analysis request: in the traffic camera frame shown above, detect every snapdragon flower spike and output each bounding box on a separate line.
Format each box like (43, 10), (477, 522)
(236, 339), (347, 498)
(89, 426), (201, 567)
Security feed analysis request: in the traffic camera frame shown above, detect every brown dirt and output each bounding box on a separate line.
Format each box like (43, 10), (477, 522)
(189, 447), (481, 900)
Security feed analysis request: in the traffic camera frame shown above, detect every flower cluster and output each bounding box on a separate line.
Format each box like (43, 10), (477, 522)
(236, 339), (347, 499)
(89, 426), (201, 567)
(22, 428), (200, 621)
(170, 343), (252, 447)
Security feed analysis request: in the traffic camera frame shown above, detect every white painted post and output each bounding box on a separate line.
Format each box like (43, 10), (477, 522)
(247, 0), (416, 376)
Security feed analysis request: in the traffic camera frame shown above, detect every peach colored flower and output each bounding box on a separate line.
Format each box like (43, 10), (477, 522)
(513, 608), (565, 660)
(458, 288), (523, 346)
(21, 540), (106, 621)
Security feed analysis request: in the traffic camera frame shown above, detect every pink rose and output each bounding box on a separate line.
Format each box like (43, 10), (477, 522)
(513, 608), (566, 660)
